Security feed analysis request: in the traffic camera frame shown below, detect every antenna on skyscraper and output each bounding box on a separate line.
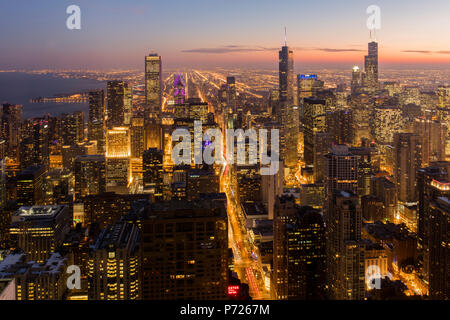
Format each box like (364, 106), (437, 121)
(284, 27), (287, 46)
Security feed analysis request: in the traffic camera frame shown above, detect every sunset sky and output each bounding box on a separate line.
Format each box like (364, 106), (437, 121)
(0, 0), (449, 70)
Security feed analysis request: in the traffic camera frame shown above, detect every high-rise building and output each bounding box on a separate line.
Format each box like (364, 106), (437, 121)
(414, 117), (446, 166)
(130, 117), (145, 158)
(226, 76), (237, 113)
(145, 54), (162, 119)
(140, 199), (228, 300)
(326, 109), (354, 146)
(363, 41), (379, 94)
(303, 98), (327, 167)
(74, 155), (106, 200)
(143, 148), (163, 200)
(273, 196), (326, 299)
(60, 111), (85, 146)
(16, 165), (46, 206)
(88, 221), (140, 300)
(427, 197), (449, 299)
(297, 74), (324, 102)
(174, 73), (186, 105)
(351, 66), (362, 95)
(327, 190), (365, 300)
(393, 133), (422, 203)
(279, 44), (294, 106)
(107, 81), (132, 128)
(0, 252), (68, 300)
(9, 205), (71, 263)
(106, 127), (130, 194)
(83, 192), (149, 229)
(88, 90), (105, 146)
(1, 104), (22, 158)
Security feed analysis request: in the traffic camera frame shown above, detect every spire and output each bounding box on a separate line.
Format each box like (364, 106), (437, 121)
(284, 27), (287, 46)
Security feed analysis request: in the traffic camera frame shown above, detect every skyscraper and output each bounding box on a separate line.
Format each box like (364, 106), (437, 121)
(140, 199), (228, 300)
(393, 133), (422, 203)
(226, 76), (237, 113)
(143, 148), (164, 200)
(106, 127), (130, 194)
(9, 205), (71, 263)
(174, 73), (186, 104)
(363, 41), (379, 94)
(145, 54), (162, 119)
(273, 196), (326, 300)
(74, 155), (106, 200)
(88, 90), (105, 144)
(279, 43), (294, 106)
(327, 190), (365, 300)
(107, 81), (132, 128)
(88, 221), (140, 300)
(427, 197), (450, 299)
(303, 98), (327, 167)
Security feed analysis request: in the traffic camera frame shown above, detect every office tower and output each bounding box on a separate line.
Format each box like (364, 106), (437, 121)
(351, 66), (362, 95)
(9, 205), (71, 263)
(1, 104), (22, 158)
(236, 165), (262, 203)
(303, 98), (327, 167)
(414, 117), (446, 166)
(89, 120), (106, 154)
(106, 127), (130, 194)
(145, 118), (164, 151)
(130, 117), (145, 158)
(186, 168), (220, 201)
(417, 163), (450, 245)
(273, 196), (326, 299)
(0, 252), (67, 300)
(350, 146), (379, 198)
(145, 54), (162, 119)
(327, 190), (365, 300)
(88, 221), (140, 300)
(88, 89), (105, 126)
(326, 109), (354, 146)
(261, 166), (284, 220)
(363, 41), (379, 94)
(324, 144), (359, 210)
(174, 73), (186, 104)
(297, 74), (324, 101)
(74, 155), (106, 200)
(107, 81), (132, 128)
(313, 132), (331, 183)
(224, 76), (236, 113)
(143, 148), (163, 199)
(284, 105), (300, 168)
(372, 106), (404, 144)
(427, 197), (449, 299)
(88, 90), (105, 143)
(23, 117), (50, 168)
(16, 165), (46, 206)
(393, 133), (422, 203)
(438, 86), (450, 108)
(140, 199), (228, 300)
(279, 43), (294, 106)
(370, 176), (398, 221)
(83, 193), (149, 229)
(60, 111), (85, 145)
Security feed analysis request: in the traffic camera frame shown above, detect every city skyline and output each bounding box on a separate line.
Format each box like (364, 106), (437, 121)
(0, 0), (449, 70)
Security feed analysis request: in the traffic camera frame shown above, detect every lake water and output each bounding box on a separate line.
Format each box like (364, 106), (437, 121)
(0, 72), (106, 119)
